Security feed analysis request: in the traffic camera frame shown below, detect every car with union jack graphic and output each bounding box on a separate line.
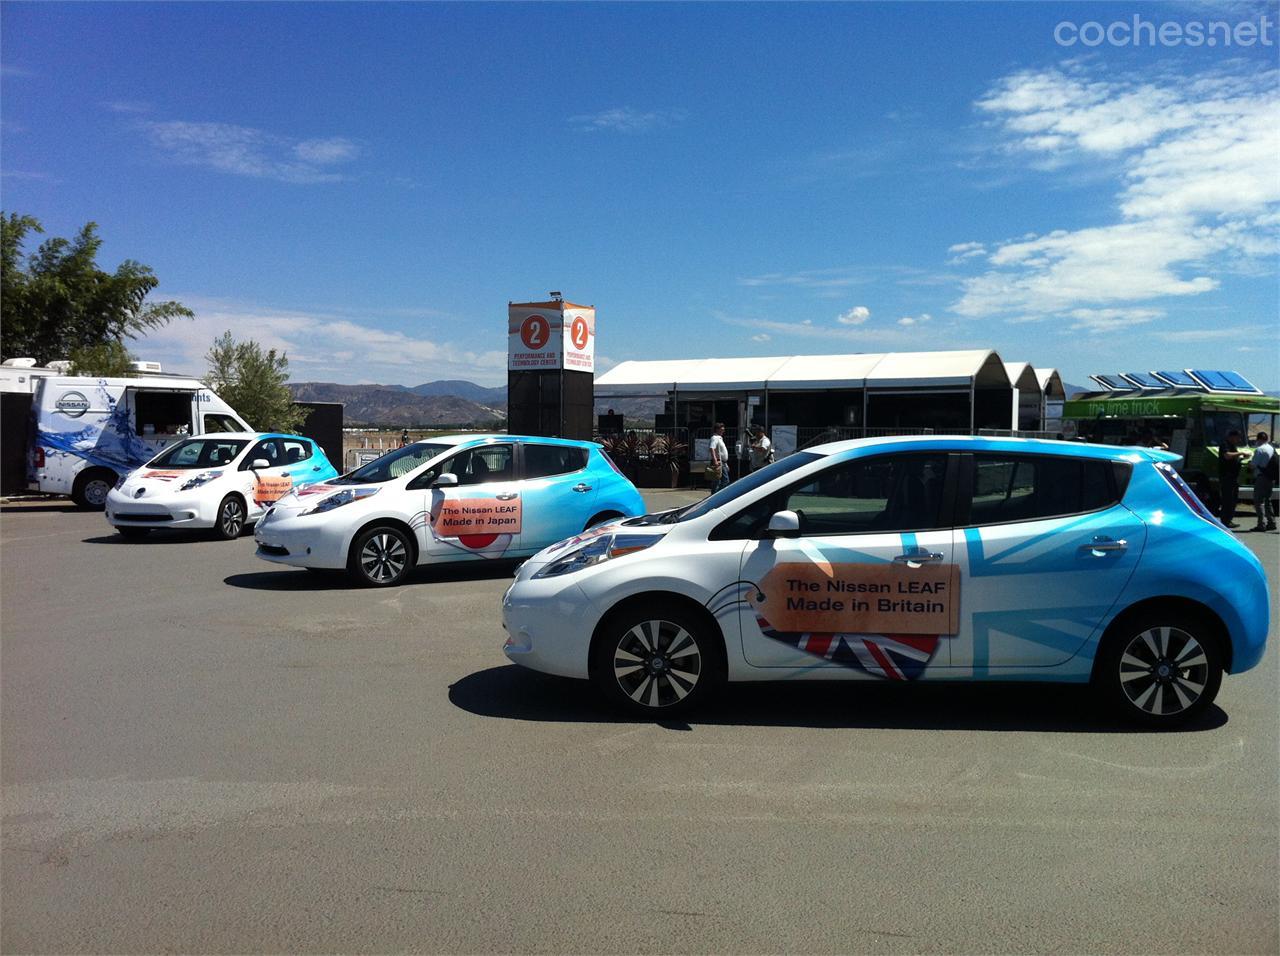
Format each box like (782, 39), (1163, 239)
(501, 435), (1270, 726)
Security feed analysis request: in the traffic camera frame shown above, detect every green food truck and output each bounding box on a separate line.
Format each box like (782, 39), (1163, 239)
(1062, 371), (1278, 511)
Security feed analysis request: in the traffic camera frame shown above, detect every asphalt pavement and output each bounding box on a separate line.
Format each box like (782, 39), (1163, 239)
(2, 492), (1277, 954)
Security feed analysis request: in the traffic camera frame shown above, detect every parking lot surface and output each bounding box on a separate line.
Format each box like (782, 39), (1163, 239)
(2, 492), (1278, 954)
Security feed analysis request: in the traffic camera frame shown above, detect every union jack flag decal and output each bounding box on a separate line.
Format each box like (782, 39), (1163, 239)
(755, 614), (940, 681)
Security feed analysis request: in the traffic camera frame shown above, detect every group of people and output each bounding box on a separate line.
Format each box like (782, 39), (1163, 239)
(1219, 430), (1277, 532)
(707, 422), (773, 492)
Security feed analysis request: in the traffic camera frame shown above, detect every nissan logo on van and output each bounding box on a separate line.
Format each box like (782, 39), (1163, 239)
(55, 391), (90, 418)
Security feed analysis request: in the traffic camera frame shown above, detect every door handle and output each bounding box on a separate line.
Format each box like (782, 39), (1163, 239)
(893, 548), (945, 564)
(572, 483), (592, 493)
(1083, 536), (1127, 555)
(312, 465), (321, 471)
(496, 493), (518, 501)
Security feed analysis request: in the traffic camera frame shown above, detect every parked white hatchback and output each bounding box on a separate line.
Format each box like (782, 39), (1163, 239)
(106, 433), (339, 539)
(254, 434), (645, 587)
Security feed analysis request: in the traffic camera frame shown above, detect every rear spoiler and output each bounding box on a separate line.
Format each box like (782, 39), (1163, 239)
(1139, 448), (1184, 465)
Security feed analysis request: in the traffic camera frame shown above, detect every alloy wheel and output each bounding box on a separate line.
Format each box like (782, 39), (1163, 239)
(611, 619), (702, 709)
(220, 499), (245, 537)
(360, 532), (408, 585)
(1118, 626), (1209, 717)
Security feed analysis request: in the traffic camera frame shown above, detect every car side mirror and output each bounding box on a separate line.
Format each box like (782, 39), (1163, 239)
(250, 458), (271, 470)
(433, 473), (458, 488)
(765, 510), (801, 538)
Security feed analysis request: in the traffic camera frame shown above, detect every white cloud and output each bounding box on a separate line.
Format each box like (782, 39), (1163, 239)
(897, 313), (931, 326)
(568, 107), (687, 133)
(719, 313), (942, 348)
(141, 121), (361, 184)
(133, 297), (507, 385)
(1153, 324), (1270, 343)
(836, 305), (871, 325)
(293, 137), (359, 164)
(1066, 307), (1163, 334)
(750, 333), (771, 342)
(104, 100), (152, 114)
(946, 242), (986, 263)
(739, 268), (872, 290)
(954, 64), (1279, 320)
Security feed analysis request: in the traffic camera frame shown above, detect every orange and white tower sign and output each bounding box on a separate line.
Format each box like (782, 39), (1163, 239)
(507, 298), (595, 373)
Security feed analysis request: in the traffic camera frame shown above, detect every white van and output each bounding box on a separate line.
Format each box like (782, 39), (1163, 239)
(28, 375), (252, 508)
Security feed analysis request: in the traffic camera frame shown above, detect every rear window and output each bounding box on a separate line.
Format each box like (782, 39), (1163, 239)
(964, 454), (1123, 526)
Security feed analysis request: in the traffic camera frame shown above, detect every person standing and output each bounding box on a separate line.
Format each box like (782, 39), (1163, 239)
(708, 422), (730, 492)
(748, 424), (773, 473)
(1250, 431), (1277, 532)
(1219, 430), (1244, 528)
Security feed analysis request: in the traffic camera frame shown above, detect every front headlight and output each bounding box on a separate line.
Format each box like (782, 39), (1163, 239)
(533, 533), (660, 579)
(179, 471), (222, 491)
(301, 487), (379, 516)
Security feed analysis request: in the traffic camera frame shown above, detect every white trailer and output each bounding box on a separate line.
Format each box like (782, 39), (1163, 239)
(28, 374), (252, 508)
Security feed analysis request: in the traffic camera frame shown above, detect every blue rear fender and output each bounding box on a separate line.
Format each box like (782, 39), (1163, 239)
(1089, 460), (1270, 674)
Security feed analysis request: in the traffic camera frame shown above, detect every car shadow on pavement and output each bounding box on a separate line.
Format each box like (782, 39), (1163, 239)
(449, 664), (1229, 734)
(82, 530), (222, 545)
(1, 501), (82, 514)
(223, 560), (524, 591)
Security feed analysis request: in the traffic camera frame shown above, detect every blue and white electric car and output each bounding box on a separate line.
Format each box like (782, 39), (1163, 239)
(502, 436), (1270, 726)
(254, 435), (645, 587)
(106, 432), (339, 540)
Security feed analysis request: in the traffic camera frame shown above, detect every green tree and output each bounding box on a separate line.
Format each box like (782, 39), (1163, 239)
(67, 340), (139, 377)
(1, 212), (192, 364)
(204, 331), (305, 433)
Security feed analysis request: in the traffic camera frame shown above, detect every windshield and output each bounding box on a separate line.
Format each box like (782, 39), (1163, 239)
(147, 438), (247, 469)
(643, 452), (823, 524)
(1202, 410), (1246, 447)
(333, 442), (453, 484)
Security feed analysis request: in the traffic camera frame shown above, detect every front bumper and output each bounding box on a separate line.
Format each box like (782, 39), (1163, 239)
(105, 489), (218, 529)
(501, 570), (602, 679)
(252, 511), (347, 569)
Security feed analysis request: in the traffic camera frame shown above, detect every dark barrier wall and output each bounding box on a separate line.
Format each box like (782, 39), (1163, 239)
(508, 369), (593, 440)
(1, 393), (33, 495)
(294, 401), (344, 468)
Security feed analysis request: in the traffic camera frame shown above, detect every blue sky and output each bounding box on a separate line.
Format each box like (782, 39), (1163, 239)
(2, 1), (1277, 389)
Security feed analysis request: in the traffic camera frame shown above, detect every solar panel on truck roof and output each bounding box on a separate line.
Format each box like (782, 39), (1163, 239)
(1153, 370), (1198, 388)
(1187, 370), (1261, 394)
(1090, 374), (1137, 391)
(1120, 372), (1165, 389)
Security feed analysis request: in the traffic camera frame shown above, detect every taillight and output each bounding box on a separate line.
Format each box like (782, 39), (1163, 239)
(1154, 462), (1221, 526)
(33, 447), (45, 468)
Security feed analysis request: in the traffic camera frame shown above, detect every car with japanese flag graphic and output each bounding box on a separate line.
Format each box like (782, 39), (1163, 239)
(501, 435), (1269, 726)
(253, 435), (644, 587)
(105, 432), (339, 540)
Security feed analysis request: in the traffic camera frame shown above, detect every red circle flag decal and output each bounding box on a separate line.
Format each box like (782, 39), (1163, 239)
(520, 315), (549, 350)
(570, 316), (589, 350)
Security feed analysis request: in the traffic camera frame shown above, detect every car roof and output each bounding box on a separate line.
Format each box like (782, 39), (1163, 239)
(411, 434), (599, 450)
(808, 434), (1181, 464)
(183, 431), (308, 442)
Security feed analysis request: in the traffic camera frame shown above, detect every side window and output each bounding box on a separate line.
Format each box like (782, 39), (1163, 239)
(968, 455), (1118, 524)
(280, 439), (312, 464)
(203, 414), (242, 433)
(783, 454), (949, 536)
(441, 444), (514, 485)
(523, 444), (588, 479)
(241, 439), (281, 470)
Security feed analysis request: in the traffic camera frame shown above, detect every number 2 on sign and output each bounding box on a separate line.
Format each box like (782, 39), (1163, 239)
(520, 315), (548, 350)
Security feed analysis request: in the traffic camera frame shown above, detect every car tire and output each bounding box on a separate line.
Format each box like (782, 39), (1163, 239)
(590, 603), (723, 717)
(72, 469), (117, 510)
(1093, 611), (1224, 728)
(212, 494), (247, 540)
(116, 526), (151, 540)
(348, 525), (414, 588)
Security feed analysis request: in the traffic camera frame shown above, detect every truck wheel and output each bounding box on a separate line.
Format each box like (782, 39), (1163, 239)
(72, 469), (117, 510)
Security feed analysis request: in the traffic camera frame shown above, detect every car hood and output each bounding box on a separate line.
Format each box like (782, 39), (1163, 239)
(117, 468), (226, 499)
